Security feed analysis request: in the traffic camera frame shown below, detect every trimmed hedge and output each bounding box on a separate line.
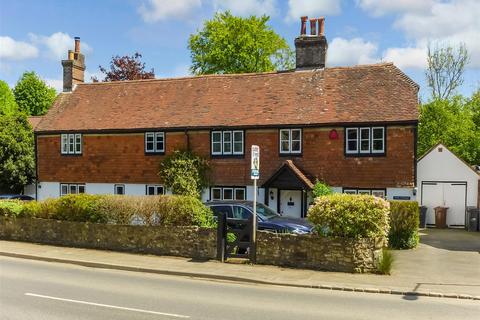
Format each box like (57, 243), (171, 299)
(308, 194), (390, 240)
(388, 201), (419, 249)
(1, 194), (215, 227)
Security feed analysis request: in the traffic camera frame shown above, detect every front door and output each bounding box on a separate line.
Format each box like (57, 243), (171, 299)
(279, 190), (302, 218)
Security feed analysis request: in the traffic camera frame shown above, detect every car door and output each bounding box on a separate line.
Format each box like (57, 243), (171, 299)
(209, 205), (233, 219)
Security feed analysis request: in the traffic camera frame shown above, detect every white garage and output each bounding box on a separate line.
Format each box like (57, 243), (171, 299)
(417, 144), (480, 227)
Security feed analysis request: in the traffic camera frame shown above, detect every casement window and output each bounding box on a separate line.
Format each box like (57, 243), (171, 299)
(211, 187), (246, 201)
(145, 132), (165, 153)
(60, 183), (85, 196)
(61, 133), (82, 155)
(114, 184), (125, 195)
(345, 127), (385, 155)
(211, 130), (244, 156)
(146, 185), (165, 195)
(342, 188), (386, 199)
(279, 129), (302, 154)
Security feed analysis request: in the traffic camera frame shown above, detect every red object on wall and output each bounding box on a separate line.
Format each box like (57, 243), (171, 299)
(329, 129), (338, 140)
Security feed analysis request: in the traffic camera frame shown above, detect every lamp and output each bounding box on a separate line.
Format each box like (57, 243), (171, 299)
(270, 190), (274, 200)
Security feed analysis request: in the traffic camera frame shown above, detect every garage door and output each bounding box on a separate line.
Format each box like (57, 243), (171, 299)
(421, 182), (467, 226)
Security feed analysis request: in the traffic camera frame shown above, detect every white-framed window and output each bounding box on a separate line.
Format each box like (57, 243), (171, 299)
(279, 129), (302, 154)
(343, 188), (386, 199)
(114, 184), (125, 195)
(60, 183), (85, 196)
(61, 133), (82, 155)
(210, 187), (246, 201)
(371, 127), (385, 153)
(145, 132), (164, 153)
(358, 190), (371, 195)
(146, 185), (164, 195)
(371, 190), (386, 198)
(211, 130), (244, 156)
(343, 189), (357, 195)
(345, 127), (385, 155)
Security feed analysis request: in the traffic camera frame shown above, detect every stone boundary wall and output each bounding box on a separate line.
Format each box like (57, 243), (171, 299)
(0, 217), (383, 273)
(0, 217), (216, 259)
(256, 231), (383, 273)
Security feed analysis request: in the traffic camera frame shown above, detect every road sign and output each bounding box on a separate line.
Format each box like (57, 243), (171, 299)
(251, 145), (260, 179)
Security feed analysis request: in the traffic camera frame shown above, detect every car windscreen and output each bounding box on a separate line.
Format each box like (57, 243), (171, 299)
(252, 203), (280, 220)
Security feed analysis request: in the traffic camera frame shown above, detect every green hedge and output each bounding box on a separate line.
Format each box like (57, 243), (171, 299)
(388, 201), (419, 249)
(307, 194), (390, 240)
(1, 194), (215, 227)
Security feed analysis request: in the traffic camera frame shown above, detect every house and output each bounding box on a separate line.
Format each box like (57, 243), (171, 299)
(417, 143), (480, 227)
(33, 18), (419, 219)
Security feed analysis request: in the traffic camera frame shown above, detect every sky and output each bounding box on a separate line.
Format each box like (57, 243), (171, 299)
(1, 0), (479, 100)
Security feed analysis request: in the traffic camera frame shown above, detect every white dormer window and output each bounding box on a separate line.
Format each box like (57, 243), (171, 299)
(145, 132), (165, 153)
(211, 130), (244, 156)
(279, 129), (302, 154)
(61, 133), (82, 155)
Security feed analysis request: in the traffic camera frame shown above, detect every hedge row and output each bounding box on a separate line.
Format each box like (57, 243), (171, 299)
(388, 200), (419, 249)
(0, 194), (215, 228)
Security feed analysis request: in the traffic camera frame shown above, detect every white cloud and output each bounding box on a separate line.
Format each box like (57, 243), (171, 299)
(138, 0), (202, 22)
(29, 32), (92, 60)
(0, 36), (38, 60)
(382, 47), (427, 69)
(356, 0), (437, 17)
(286, 0), (342, 22)
(212, 0), (277, 16)
(327, 37), (378, 66)
(44, 78), (63, 92)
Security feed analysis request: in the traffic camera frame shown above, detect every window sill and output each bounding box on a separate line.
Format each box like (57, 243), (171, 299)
(344, 152), (386, 158)
(210, 154), (245, 159)
(60, 153), (83, 156)
(145, 151), (165, 156)
(279, 152), (303, 157)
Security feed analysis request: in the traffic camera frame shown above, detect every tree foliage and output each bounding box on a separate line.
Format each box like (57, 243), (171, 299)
(159, 150), (211, 198)
(425, 43), (469, 100)
(312, 180), (332, 198)
(0, 112), (35, 193)
(418, 94), (480, 164)
(189, 11), (294, 75)
(93, 52), (155, 82)
(13, 71), (56, 116)
(0, 80), (18, 115)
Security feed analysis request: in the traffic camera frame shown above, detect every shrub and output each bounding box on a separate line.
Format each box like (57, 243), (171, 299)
(307, 194), (390, 240)
(21, 198), (58, 219)
(377, 248), (394, 275)
(388, 201), (419, 249)
(52, 194), (107, 223)
(0, 200), (25, 217)
(97, 194), (215, 227)
(311, 180), (333, 198)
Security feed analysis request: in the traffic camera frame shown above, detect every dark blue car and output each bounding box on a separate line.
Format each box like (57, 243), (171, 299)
(205, 201), (313, 234)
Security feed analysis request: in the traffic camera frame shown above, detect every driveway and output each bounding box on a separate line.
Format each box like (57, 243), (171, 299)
(392, 228), (480, 296)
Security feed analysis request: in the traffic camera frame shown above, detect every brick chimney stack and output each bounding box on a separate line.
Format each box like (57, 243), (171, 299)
(61, 37), (85, 92)
(295, 16), (328, 70)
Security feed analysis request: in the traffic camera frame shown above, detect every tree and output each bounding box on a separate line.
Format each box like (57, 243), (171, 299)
(159, 150), (210, 198)
(425, 43), (469, 100)
(0, 113), (35, 193)
(0, 80), (18, 115)
(188, 11), (294, 75)
(418, 96), (480, 164)
(312, 180), (332, 199)
(13, 71), (57, 116)
(93, 52), (155, 82)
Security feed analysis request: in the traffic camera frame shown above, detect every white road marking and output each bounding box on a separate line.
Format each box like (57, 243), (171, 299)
(25, 293), (190, 318)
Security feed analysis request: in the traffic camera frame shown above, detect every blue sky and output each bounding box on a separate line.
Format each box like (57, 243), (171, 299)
(1, 0), (479, 100)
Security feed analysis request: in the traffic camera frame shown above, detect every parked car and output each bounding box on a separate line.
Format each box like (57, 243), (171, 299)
(205, 201), (313, 234)
(0, 194), (35, 201)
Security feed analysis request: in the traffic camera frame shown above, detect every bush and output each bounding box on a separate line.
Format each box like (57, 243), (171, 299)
(388, 201), (419, 249)
(307, 194), (390, 240)
(97, 194), (215, 227)
(312, 180), (333, 198)
(377, 248), (394, 275)
(0, 200), (25, 217)
(21, 198), (58, 219)
(52, 194), (107, 223)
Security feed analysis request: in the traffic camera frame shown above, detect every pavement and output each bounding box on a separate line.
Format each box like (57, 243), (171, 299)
(0, 228), (479, 300)
(2, 256), (479, 320)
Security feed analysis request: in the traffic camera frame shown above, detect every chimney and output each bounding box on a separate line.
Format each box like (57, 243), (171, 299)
(61, 37), (85, 92)
(295, 16), (328, 70)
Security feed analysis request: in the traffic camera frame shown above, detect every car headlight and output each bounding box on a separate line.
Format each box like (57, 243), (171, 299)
(291, 228), (308, 235)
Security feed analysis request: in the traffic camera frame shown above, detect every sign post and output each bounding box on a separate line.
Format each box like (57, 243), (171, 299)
(250, 145), (260, 263)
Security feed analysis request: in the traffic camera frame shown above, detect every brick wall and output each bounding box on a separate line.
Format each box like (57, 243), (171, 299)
(37, 126), (415, 188)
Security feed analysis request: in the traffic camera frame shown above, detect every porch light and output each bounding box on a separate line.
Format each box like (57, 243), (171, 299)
(270, 190), (274, 200)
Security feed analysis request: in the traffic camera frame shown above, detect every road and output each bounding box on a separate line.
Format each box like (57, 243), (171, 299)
(0, 256), (478, 320)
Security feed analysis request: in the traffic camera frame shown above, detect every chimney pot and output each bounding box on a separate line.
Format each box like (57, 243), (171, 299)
(300, 16), (308, 35)
(318, 17), (325, 36)
(309, 18), (317, 35)
(74, 37), (80, 53)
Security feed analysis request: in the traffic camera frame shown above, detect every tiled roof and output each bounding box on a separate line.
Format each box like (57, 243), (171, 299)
(27, 116), (43, 129)
(284, 160), (315, 189)
(36, 63), (419, 133)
